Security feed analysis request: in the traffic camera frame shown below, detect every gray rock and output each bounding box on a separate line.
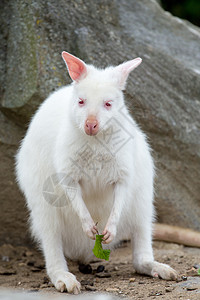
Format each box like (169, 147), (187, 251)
(174, 276), (200, 293)
(0, 290), (118, 300)
(0, 0), (200, 245)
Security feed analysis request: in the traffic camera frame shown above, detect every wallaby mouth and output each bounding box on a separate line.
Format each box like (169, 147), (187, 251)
(85, 128), (99, 136)
(85, 130), (98, 136)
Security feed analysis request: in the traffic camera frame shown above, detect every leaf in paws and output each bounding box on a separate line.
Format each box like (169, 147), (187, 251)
(92, 235), (111, 261)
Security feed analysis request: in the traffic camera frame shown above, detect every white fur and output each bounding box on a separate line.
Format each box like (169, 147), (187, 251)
(16, 54), (177, 294)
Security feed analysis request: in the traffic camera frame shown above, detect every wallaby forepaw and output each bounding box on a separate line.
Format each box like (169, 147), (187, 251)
(151, 262), (177, 281)
(55, 271), (81, 294)
(82, 219), (98, 240)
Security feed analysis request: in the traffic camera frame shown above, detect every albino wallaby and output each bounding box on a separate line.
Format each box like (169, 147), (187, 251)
(16, 52), (177, 294)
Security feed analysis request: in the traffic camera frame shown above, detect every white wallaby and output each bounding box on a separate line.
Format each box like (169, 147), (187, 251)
(16, 52), (177, 294)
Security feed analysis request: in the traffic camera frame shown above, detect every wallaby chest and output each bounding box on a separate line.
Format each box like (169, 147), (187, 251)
(69, 142), (122, 185)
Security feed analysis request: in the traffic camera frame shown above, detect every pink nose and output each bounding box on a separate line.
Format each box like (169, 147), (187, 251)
(84, 116), (99, 136)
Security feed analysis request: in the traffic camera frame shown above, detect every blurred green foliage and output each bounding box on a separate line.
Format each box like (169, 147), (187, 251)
(161, 0), (200, 26)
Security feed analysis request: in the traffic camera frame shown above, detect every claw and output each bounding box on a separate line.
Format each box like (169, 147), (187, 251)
(102, 225), (116, 244)
(92, 225), (98, 234)
(60, 286), (65, 293)
(103, 230), (110, 240)
(73, 286), (80, 294)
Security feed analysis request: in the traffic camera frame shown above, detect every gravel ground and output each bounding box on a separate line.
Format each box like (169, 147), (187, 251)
(0, 241), (200, 299)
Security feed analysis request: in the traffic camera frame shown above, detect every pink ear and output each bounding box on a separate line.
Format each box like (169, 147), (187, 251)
(62, 51), (87, 81)
(115, 58), (142, 90)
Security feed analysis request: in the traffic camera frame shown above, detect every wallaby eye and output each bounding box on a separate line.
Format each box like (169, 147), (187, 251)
(79, 98), (86, 107)
(104, 101), (112, 109)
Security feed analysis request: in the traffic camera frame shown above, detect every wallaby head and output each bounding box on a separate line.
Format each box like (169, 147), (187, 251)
(62, 51), (142, 136)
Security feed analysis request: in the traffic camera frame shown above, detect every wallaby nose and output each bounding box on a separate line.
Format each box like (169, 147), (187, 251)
(85, 116), (99, 136)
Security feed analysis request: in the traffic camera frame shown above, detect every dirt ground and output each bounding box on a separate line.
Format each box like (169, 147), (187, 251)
(0, 240), (200, 299)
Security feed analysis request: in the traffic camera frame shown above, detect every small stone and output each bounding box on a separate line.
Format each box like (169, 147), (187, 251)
(79, 264), (92, 274)
(96, 272), (111, 278)
(193, 263), (200, 269)
(165, 287), (174, 292)
(97, 265), (105, 273)
(31, 267), (42, 272)
(43, 276), (49, 284)
(166, 257), (171, 261)
(27, 260), (35, 266)
(31, 283), (40, 288)
(18, 262), (26, 267)
(85, 285), (96, 291)
(114, 266), (119, 271)
(2, 256), (9, 262)
(25, 251), (33, 257)
(149, 291), (162, 296)
(181, 275), (187, 281)
(106, 287), (119, 292)
(81, 280), (94, 286)
(186, 285), (198, 291)
(40, 284), (48, 288)
(129, 277), (136, 283)
(34, 262), (45, 269)
(138, 281), (145, 284)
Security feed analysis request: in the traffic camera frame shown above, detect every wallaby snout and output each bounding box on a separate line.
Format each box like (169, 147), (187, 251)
(84, 115), (99, 136)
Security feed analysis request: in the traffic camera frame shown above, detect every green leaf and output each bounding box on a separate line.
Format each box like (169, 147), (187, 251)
(92, 235), (111, 261)
(198, 268), (200, 275)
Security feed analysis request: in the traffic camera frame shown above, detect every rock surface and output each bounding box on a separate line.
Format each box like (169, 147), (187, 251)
(0, 290), (117, 300)
(0, 0), (200, 244)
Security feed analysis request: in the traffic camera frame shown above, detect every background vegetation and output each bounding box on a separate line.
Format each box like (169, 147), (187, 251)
(161, 0), (200, 26)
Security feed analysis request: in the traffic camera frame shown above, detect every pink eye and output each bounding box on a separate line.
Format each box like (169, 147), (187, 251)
(79, 98), (85, 106)
(104, 101), (112, 109)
